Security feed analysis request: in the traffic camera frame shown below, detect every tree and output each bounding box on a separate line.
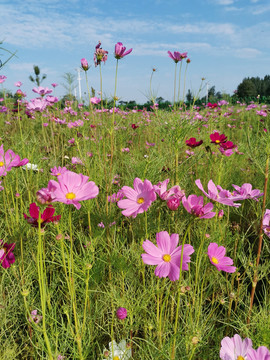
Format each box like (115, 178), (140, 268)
(186, 89), (194, 103)
(61, 72), (76, 101)
(29, 65), (47, 86)
(237, 79), (257, 98)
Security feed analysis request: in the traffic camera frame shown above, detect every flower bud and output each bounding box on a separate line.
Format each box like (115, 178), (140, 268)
(167, 197), (180, 211)
(81, 58), (89, 71)
(218, 209), (224, 218)
(116, 307), (127, 320)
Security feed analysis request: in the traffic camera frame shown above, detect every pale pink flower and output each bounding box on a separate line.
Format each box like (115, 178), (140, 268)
(0, 144), (29, 176)
(154, 179), (185, 201)
(14, 81), (22, 87)
(117, 178), (156, 218)
(50, 166), (68, 177)
(262, 209), (270, 238)
(26, 98), (47, 112)
(32, 86), (53, 96)
(0, 75), (7, 84)
(247, 346), (270, 360)
(231, 183), (263, 201)
(141, 231), (194, 281)
(47, 170), (99, 210)
(90, 97), (101, 104)
(220, 334), (253, 360)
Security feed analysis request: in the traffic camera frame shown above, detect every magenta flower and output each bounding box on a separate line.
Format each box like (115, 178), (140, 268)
(182, 195), (216, 219)
(231, 183), (263, 201)
(141, 231), (194, 281)
(210, 131), (227, 144)
(36, 187), (55, 204)
(114, 42), (132, 59)
(167, 197), (180, 211)
(50, 166), (68, 177)
(185, 137), (203, 148)
(220, 334), (253, 360)
(81, 58), (89, 71)
(153, 179), (185, 201)
(117, 178), (156, 218)
(195, 179), (241, 207)
(108, 190), (124, 203)
(116, 307), (127, 320)
(247, 346), (270, 360)
(24, 203), (61, 227)
(14, 81), (22, 87)
(207, 243), (236, 273)
(168, 51), (187, 63)
(51, 83), (58, 88)
(47, 171), (99, 210)
(0, 240), (16, 269)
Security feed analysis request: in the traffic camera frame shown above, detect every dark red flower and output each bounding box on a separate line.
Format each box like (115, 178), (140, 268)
(0, 241), (15, 269)
(207, 102), (218, 109)
(131, 124), (139, 129)
(210, 132), (227, 144)
(220, 141), (236, 150)
(24, 203), (61, 227)
(185, 137), (203, 148)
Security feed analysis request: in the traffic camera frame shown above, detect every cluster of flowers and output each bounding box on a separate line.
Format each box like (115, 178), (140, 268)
(26, 86), (58, 112)
(186, 130), (237, 157)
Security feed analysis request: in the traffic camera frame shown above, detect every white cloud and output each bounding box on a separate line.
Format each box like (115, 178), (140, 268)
(235, 47), (262, 58)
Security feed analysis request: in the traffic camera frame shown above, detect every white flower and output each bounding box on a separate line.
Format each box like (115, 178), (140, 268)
(22, 163), (39, 171)
(103, 340), (131, 360)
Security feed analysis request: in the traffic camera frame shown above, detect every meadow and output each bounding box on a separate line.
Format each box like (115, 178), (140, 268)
(0, 47), (270, 360)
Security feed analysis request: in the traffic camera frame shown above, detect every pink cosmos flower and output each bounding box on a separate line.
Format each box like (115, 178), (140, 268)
(247, 346), (270, 360)
(36, 187), (55, 204)
(23, 203), (61, 227)
(210, 131), (227, 144)
(0, 144), (29, 176)
(220, 334), (253, 360)
(167, 51), (187, 63)
(207, 243), (236, 273)
(0, 240), (16, 268)
(114, 42), (132, 59)
(117, 178), (156, 218)
(219, 141), (237, 157)
(0, 75), (7, 84)
(231, 183), (263, 201)
(51, 83), (58, 88)
(195, 179), (241, 207)
(94, 41), (108, 66)
(32, 86), (53, 96)
(153, 179), (185, 201)
(14, 81), (22, 87)
(262, 209), (270, 238)
(182, 195), (216, 219)
(90, 97), (101, 104)
(50, 166), (68, 177)
(108, 190), (124, 203)
(47, 170), (99, 210)
(81, 58), (89, 71)
(141, 231), (194, 281)
(26, 98), (47, 112)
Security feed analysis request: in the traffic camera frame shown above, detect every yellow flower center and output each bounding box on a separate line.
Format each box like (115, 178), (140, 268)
(38, 218), (44, 223)
(211, 257), (219, 264)
(215, 140), (220, 143)
(137, 197), (144, 204)
(163, 254), (171, 262)
(0, 161), (4, 167)
(237, 356), (245, 360)
(113, 357), (120, 360)
(57, 173), (61, 176)
(66, 192), (76, 200)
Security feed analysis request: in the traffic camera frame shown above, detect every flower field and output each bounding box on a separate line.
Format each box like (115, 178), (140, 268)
(0, 46), (270, 360)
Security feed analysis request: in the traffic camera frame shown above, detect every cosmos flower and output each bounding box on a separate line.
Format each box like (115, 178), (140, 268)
(50, 166), (68, 177)
(185, 137), (203, 148)
(247, 346), (270, 360)
(141, 231), (194, 281)
(262, 209), (270, 238)
(0, 240), (16, 269)
(32, 86), (53, 96)
(0, 144), (29, 176)
(231, 183), (263, 201)
(182, 195), (216, 219)
(24, 203), (61, 227)
(167, 51), (187, 63)
(117, 178), (156, 218)
(114, 42), (132, 59)
(94, 41), (108, 66)
(116, 307), (127, 320)
(210, 131), (227, 144)
(81, 58), (89, 71)
(28, 310), (43, 324)
(47, 170), (99, 210)
(207, 243), (236, 273)
(103, 340), (131, 360)
(220, 334), (253, 360)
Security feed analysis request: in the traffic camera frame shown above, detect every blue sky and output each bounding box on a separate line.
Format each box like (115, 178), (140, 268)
(0, 0), (269, 103)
